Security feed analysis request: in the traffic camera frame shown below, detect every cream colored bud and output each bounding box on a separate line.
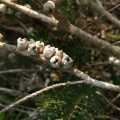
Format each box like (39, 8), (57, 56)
(8, 53), (16, 62)
(43, 1), (55, 14)
(55, 48), (63, 58)
(26, 27), (34, 35)
(108, 56), (115, 63)
(28, 44), (38, 55)
(44, 78), (50, 87)
(17, 38), (28, 51)
(28, 39), (35, 45)
(7, 8), (14, 14)
(43, 45), (55, 58)
(35, 41), (45, 53)
(15, 12), (22, 19)
(50, 72), (57, 78)
(114, 59), (120, 65)
(62, 53), (73, 69)
(76, 0), (80, 5)
(24, 4), (31, 9)
(0, 4), (7, 14)
(50, 55), (62, 68)
(0, 33), (4, 42)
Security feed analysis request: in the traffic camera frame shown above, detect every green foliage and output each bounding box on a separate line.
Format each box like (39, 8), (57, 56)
(36, 84), (103, 120)
(0, 112), (27, 120)
(0, 55), (33, 70)
(18, 0), (32, 5)
(61, 0), (77, 23)
(106, 30), (120, 41)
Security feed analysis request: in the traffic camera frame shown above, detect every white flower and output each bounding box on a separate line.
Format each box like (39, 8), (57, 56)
(26, 27), (34, 35)
(50, 55), (62, 68)
(114, 59), (120, 65)
(35, 41), (45, 53)
(43, 45), (55, 58)
(28, 39), (35, 45)
(108, 56), (115, 63)
(28, 44), (38, 55)
(0, 4), (7, 14)
(17, 38), (28, 51)
(43, 1), (55, 14)
(55, 48), (63, 58)
(62, 53), (73, 69)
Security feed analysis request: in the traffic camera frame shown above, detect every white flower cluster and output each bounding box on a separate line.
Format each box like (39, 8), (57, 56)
(17, 38), (73, 69)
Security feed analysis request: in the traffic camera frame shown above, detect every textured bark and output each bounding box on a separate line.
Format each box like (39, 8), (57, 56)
(0, 0), (58, 26)
(0, 41), (120, 92)
(69, 24), (120, 59)
(0, 0), (120, 59)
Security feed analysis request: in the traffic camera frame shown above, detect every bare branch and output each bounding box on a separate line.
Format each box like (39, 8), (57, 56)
(0, 79), (120, 114)
(0, 69), (41, 74)
(0, 41), (120, 92)
(0, 0), (58, 26)
(77, 0), (120, 28)
(0, 0), (120, 59)
(92, 0), (120, 28)
(0, 81), (82, 114)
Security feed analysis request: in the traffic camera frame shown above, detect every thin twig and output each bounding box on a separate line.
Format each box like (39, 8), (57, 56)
(0, 0), (58, 26)
(112, 93), (120, 102)
(0, 42), (120, 92)
(0, 69), (41, 74)
(0, 24), (25, 34)
(0, 79), (120, 114)
(96, 91), (120, 111)
(0, 87), (22, 96)
(0, 81), (83, 114)
(104, 93), (120, 110)
(81, 3), (120, 29)
(93, 115), (118, 120)
(0, 97), (35, 111)
(85, 0), (120, 28)
(0, 104), (29, 114)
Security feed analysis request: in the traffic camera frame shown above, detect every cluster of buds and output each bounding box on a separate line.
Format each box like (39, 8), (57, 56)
(17, 38), (73, 69)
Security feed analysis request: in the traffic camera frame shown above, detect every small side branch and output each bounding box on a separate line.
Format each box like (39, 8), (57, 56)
(92, 0), (120, 28)
(96, 91), (120, 111)
(0, 79), (120, 114)
(77, 0), (120, 28)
